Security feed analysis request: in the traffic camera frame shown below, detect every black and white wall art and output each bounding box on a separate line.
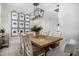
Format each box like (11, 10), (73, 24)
(25, 29), (29, 32)
(19, 12), (24, 21)
(25, 14), (30, 33)
(25, 22), (29, 28)
(19, 21), (24, 28)
(19, 29), (24, 33)
(11, 11), (30, 36)
(12, 21), (18, 28)
(25, 14), (30, 21)
(12, 29), (18, 36)
(11, 11), (18, 20)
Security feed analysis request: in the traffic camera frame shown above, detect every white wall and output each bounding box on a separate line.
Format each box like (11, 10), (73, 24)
(59, 3), (79, 45)
(1, 3), (58, 35)
(0, 4), (1, 28)
(30, 4), (58, 33)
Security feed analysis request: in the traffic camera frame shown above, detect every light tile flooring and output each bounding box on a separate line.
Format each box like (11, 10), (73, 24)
(0, 37), (66, 56)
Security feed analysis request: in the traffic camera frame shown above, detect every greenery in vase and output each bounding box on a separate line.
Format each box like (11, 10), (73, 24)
(31, 25), (42, 34)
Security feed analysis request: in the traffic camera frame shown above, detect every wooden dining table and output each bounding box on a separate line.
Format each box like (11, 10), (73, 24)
(31, 36), (62, 55)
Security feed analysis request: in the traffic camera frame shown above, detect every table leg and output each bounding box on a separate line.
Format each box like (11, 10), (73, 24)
(44, 47), (49, 56)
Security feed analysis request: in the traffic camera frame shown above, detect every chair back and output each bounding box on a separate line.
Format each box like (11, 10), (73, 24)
(64, 44), (75, 53)
(17, 32), (23, 45)
(52, 31), (62, 38)
(22, 33), (33, 56)
(41, 31), (49, 36)
(17, 32), (25, 55)
(25, 32), (35, 37)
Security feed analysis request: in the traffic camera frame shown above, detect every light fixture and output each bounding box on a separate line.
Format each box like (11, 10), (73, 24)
(54, 4), (59, 12)
(33, 3), (40, 16)
(31, 3), (44, 20)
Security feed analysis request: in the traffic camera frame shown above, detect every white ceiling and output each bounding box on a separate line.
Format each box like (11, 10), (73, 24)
(2, 3), (58, 13)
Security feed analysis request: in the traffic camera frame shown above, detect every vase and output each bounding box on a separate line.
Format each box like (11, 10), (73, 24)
(35, 32), (39, 37)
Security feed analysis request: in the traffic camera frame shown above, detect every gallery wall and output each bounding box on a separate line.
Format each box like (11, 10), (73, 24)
(1, 3), (32, 35)
(1, 3), (58, 36)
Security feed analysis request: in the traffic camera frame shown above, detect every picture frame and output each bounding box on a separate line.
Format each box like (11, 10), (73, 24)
(25, 29), (29, 32)
(19, 12), (24, 21)
(11, 11), (18, 20)
(25, 22), (29, 28)
(12, 21), (18, 28)
(12, 29), (18, 36)
(25, 14), (30, 21)
(19, 29), (24, 33)
(19, 21), (24, 28)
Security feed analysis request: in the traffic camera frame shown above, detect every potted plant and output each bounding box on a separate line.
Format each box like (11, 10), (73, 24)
(0, 28), (5, 36)
(31, 25), (42, 37)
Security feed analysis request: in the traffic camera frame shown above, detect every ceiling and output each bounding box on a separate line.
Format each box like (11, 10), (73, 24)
(2, 3), (58, 13)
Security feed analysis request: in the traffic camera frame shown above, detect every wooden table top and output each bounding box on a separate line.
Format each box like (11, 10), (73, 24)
(31, 36), (62, 48)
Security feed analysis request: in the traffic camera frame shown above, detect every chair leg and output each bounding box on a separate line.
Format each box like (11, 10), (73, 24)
(45, 52), (47, 56)
(70, 53), (73, 56)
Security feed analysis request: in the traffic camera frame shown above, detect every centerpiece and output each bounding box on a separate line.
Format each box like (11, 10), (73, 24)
(31, 25), (42, 37)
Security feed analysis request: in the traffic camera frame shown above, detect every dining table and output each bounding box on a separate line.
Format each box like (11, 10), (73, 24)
(31, 36), (63, 55)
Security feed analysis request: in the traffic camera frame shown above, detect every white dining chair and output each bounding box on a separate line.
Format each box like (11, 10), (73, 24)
(64, 44), (75, 56)
(17, 32), (25, 55)
(41, 31), (49, 36)
(52, 31), (62, 38)
(50, 31), (62, 48)
(21, 33), (45, 56)
(64, 38), (77, 56)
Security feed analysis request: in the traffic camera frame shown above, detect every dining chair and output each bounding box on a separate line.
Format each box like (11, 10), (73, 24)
(41, 31), (49, 36)
(25, 32), (35, 37)
(17, 32), (25, 55)
(64, 38), (77, 56)
(64, 44), (75, 56)
(52, 31), (62, 38)
(50, 31), (62, 49)
(21, 33), (45, 56)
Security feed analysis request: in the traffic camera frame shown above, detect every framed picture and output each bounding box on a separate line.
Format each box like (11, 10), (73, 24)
(25, 22), (29, 28)
(12, 21), (18, 28)
(25, 29), (29, 32)
(19, 21), (24, 28)
(19, 12), (24, 21)
(19, 29), (24, 33)
(25, 14), (30, 21)
(11, 11), (18, 20)
(12, 29), (18, 36)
